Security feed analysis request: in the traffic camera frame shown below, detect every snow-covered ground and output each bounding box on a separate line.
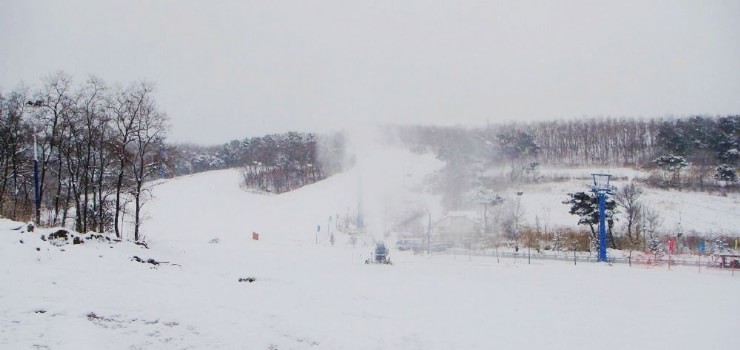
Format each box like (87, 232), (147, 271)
(1, 146), (739, 349)
(477, 164), (739, 237)
(511, 176), (740, 236)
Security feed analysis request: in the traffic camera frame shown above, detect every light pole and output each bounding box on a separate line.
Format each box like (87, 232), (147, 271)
(591, 174), (615, 263)
(26, 100), (43, 225)
(33, 130), (40, 224)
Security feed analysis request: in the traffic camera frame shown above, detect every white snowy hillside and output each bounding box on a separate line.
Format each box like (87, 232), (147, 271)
(510, 167), (740, 237)
(1, 144), (739, 350)
(144, 143), (446, 247)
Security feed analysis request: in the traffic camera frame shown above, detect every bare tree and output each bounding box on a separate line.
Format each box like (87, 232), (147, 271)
(129, 88), (167, 241)
(0, 89), (34, 219)
(470, 188), (504, 233)
(614, 182), (643, 245)
(642, 207), (663, 251)
(109, 83), (147, 238)
(59, 77), (110, 232)
(0, 73), (169, 238)
(31, 72), (74, 225)
(79, 77), (111, 232)
(501, 194), (525, 240)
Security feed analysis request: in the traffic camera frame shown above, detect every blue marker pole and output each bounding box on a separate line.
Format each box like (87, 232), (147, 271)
(598, 192), (607, 263)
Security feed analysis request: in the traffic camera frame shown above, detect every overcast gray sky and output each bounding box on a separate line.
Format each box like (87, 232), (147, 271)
(2, 0), (739, 145)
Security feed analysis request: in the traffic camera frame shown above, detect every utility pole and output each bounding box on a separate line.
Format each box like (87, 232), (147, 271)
(592, 174), (616, 263)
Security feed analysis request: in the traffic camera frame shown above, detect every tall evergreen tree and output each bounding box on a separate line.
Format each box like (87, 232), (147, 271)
(563, 191), (618, 248)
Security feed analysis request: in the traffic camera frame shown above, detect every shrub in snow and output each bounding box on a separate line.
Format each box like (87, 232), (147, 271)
(47, 230), (70, 246)
(550, 230), (564, 251)
(131, 256), (160, 266)
(86, 234), (112, 243)
(40, 230), (114, 247)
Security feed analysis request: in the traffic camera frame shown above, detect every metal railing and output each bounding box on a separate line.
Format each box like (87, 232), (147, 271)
(439, 248), (735, 269)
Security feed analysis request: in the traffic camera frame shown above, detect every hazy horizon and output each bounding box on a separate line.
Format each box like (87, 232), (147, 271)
(2, 0), (739, 145)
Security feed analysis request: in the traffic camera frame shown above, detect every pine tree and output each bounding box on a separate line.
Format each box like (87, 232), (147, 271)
(647, 233), (664, 258)
(563, 191), (617, 247)
(653, 154), (689, 188)
(714, 164), (737, 183)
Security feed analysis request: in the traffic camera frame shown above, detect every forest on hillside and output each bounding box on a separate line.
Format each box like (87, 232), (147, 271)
(391, 118), (738, 253)
(396, 116), (738, 198)
(0, 74), (345, 238)
(174, 116), (738, 254)
(171, 131), (346, 193)
(176, 116), (738, 200)
(1, 73), (737, 244)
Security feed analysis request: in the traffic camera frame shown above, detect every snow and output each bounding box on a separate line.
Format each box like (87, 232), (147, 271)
(512, 177), (740, 236)
(1, 146), (739, 349)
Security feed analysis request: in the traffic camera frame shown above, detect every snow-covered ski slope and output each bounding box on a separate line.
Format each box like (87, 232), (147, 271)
(1, 146), (739, 349)
(519, 166), (740, 236)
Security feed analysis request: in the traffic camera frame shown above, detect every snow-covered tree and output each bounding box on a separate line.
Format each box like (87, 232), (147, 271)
(720, 148), (739, 165)
(653, 154), (689, 189)
(714, 164), (737, 183)
(551, 229), (565, 251)
(647, 233), (663, 257)
(522, 161), (540, 183)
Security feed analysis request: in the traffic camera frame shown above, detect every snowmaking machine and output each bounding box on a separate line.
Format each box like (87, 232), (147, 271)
(365, 242), (392, 265)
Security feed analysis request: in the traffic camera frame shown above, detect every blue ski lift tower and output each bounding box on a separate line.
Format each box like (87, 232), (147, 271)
(591, 174), (616, 263)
